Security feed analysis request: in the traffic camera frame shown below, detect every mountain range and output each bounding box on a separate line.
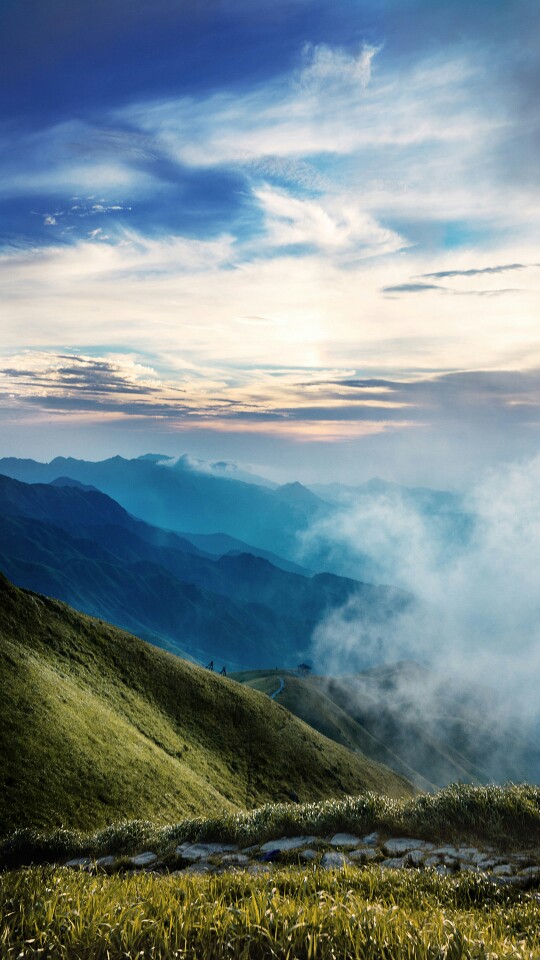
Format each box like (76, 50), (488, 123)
(0, 472), (408, 669)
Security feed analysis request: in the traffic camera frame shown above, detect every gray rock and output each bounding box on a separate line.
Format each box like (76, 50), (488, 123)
(380, 857), (406, 869)
(492, 864), (514, 876)
(221, 853), (250, 865)
(185, 861), (214, 874)
(434, 865), (453, 876)
(131, 852), (158, 867)
(260, 836), (318, 853)
(478, 858), (500, 871)
(321, 851), (350, 869)
(424, 855), (443, 867)
(350, 848), (379, 863)
(65, 857), (91, 869)
(96, 855), (117, 870)
(362, 832), (380, 847)
(176, 842), (238, 861)
(407, 849), (429, 867)
(248, 864), (271, 874)
(519, 865), (540, 878)
(432, 845), (459, 858)
(300, 849), (318, 862)
(384, 838), (433, 856)
(330, 833), (362, 848)
(457, 847), (479, 860)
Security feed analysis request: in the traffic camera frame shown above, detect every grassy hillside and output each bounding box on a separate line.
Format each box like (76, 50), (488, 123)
(0, 574), (412, 837)
(234, 667), (540, 788)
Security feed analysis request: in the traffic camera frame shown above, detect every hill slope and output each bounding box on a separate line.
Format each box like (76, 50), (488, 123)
(234, 665), (540, 788)
(0, 575), (412, 836)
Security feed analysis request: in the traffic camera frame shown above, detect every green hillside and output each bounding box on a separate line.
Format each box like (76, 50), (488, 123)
(234, 667), (540, 788)
(0, 574), (412, 837)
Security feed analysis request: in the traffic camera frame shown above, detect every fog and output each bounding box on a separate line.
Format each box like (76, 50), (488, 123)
(299, 455), (540, 782)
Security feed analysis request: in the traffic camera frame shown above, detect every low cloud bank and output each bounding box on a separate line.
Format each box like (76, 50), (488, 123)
(302, 455), (540, 722)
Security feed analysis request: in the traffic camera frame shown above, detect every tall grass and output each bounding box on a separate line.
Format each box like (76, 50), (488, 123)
(2, 865), (540, 959)
(3, 784), (540, 869)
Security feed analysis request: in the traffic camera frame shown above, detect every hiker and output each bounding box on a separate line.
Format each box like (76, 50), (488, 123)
(220, 665), (227, 676)
(206, 660), (214, 671)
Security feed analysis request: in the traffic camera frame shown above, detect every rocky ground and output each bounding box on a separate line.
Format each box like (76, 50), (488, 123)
(64, 832), (540, 887)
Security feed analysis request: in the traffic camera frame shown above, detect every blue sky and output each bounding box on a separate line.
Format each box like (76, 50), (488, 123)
(1, 0), (539, 484)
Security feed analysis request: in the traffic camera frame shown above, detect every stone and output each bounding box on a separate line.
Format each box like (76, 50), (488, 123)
(432, 845), (459, 858)
(519, 866), (540, 878)
(221, 853), (250, 865)
(259, 836), (318, 853)
(457, 847), (479, 860)
(349, 848), (379, 863)
(476, 858), (498, 871)
(424, 855), (443, 867)
(434, 865), (453, 876)
(384, 838), (433, 856)
(185, 861), (214, 874)
(380, 857), (406, 869)
(96, 855), (117, 870)
(300, 849), (318, 862)
(131, 852), (158, 867)
(65, 857), (91, 869)
(407, 849), (429, 867)
(329, 833), (362, 848)
(362, 832), (380, 846)
(320, 851), (350, 869)
(248, 864), (271, 875)
(492, 864), (514, 876)
(176, 842), (238, 861)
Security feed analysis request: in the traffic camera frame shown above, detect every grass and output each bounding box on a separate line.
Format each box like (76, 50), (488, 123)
(2, 865), (540, 958)
(0, 574), (412, 837)
(3, 783), (540, 869)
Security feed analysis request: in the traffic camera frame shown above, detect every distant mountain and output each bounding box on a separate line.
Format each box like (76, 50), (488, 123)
(0, 455), (328, 558)
(235, 662), (540, 788)
(177, 532), (311, 576)
(0, 573), (412, 835)
(0, 474), (407, 669)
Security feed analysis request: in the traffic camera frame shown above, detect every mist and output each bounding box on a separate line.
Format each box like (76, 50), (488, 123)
(300, 455), (540, 783)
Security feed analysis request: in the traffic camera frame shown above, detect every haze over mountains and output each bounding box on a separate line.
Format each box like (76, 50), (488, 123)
(0, 471), (408, 669)
(1, 451), (539, 790)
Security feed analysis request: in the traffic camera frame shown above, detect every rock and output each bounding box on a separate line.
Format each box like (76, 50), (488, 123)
(248, 864), (271, 875)
(131, 852), (158, 867)
(424, 855), (443, 868)
(457, 847), (479, 860)
(350, 848), (379, 863)
(476, 858), (498, 871)
(96, 855), (117, 870)
(384, 838), (433, 856)
(321, 851), (350, 869)
(492, 864), (514, 876)
(259, 836), (318, 853)
(407, 849), (429, 867)
(221, 853), (250, 865)
(185, 861), (214, 874)
(519, 866), (540, 878)
(176, 842), (238, 861)
(329, 833), (362, 848)
(380, 857), (406, 869)
(432, 845), (459, 858)
(65, 857), (91, 869)
(434, 865), (453, 876)
(362, 832), (380, 847)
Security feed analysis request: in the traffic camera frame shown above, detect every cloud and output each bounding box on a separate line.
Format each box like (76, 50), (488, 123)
(306, 453), (540, 743)
(420, 263), (528, 279)
(383, 282), (444, 293)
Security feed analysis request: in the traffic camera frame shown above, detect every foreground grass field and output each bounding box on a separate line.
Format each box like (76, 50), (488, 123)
(2, 865), (540, 959)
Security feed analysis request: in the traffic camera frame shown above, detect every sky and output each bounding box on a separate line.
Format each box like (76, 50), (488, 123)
(1, 0), (540, 485)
